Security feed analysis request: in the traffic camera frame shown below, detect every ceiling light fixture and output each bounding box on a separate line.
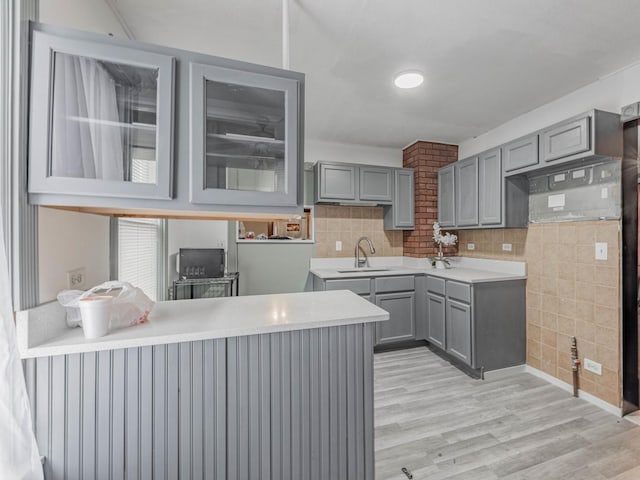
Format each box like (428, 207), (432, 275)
(394, 71), (424, 89)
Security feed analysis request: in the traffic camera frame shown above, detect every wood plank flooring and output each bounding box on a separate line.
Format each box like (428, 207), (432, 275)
(374, 347), (640, 480)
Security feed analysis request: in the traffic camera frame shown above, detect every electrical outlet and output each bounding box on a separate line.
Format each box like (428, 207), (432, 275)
(467, 243), (475, 250)
(335, 240), (342, 252)
(595, 242), (608, 260)
(67, 267), (86, 289)
(502, 243), (512, 252)
(584, 358), (602, 375)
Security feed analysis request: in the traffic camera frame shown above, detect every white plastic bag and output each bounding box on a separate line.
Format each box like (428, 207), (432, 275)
(58, 281), (154, 329)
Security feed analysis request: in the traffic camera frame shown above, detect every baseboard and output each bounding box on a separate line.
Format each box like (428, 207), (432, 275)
(483, 364), (527, 380)
(525, 365), (622, 417)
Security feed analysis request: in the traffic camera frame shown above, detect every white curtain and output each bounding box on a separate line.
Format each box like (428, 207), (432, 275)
(51, 53), (124, 181)
(0, 209), (43, 478)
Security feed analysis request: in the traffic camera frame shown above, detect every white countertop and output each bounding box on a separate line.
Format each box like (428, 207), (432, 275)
(17, 290), (389, 359)
(309, 256), (527, 283)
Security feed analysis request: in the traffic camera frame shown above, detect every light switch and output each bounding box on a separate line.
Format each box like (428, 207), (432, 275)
(467, 243), (475, 250)
(502, 243), (512, 252)
(335, 240), (342, 251)
(595, 242), (607, 260)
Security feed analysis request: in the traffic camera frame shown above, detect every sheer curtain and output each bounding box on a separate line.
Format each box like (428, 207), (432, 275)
(51, 53), (124, 180)
(0, 208), (42, 478)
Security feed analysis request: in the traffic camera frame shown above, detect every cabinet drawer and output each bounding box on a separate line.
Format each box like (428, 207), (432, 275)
(446, 281), (471, 303)
(426, 276), (446, 296)
(325, 278), (370, 295)
(541, 116), (590, 162)
(375, 275), (415, 293)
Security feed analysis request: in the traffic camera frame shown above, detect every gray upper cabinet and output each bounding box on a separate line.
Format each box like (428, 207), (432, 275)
(29, 24), (175, 200)
(314, 161), (396, 205)
(28, 23), (305, 216)
(359, 166), (392, 202)
(316, 163), (357, 201)
(503, 134), (539, 173)
(190, 63), (300, 207)
(455, 157), (478, 226)
(384, 168), (414, 230)
(541, 115), (590, 163)
(478, 148), (502, 225)
(437, 165), (455, 227)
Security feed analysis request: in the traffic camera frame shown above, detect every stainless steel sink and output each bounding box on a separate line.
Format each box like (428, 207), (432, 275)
(336, 267), (391, 273)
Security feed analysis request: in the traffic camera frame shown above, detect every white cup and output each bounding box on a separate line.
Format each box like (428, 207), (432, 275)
(79, 296), (113, 339)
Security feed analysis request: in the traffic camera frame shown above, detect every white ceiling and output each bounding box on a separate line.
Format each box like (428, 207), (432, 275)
(114, 0), (640, 149)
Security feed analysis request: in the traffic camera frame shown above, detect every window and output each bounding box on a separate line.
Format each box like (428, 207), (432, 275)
(112, 217), (167, 301)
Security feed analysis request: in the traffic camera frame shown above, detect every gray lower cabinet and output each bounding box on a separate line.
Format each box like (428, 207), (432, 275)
(24, 325), (376, 480)
(425, 276), (526, 372)
(426, 292), (445, 349)
(383, 168), (415, 230)
(437, 165), (455, 227)
(375, 291), (416, 344)
(455, 157), (479, 226)
(445, 299), (471, 363)
(313, 274), (418, 347)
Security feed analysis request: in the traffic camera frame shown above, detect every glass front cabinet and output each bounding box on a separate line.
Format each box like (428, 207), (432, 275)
(27, 23), (305, 214)
(29, 25), (175, 201)
(189, 63), (301, 207)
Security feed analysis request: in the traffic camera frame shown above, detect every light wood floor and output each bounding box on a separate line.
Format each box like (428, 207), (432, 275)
(374, 347), (640, 480)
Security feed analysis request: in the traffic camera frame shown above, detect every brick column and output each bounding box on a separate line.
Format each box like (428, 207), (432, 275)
(403, 141), (459, 258)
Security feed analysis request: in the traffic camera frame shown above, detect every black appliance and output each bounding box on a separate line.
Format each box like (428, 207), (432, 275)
(178, 248), (225, 279)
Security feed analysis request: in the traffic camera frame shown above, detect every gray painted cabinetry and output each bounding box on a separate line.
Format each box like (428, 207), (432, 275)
(425, 275), (526, 372)
(437, 165), (456, 227)
(374, 276), (416, 344)
(359, 166), (393, 202)
(455, 157), (479, 226)
(383, 168), (415, 230)
(438, 109), (622, 229)
(28, 23), (305, 216)
(478, 148), (502, 225)
(503, 109), (621, 176)
(315, 162), (415, 231)
(503, 134), (539, 172)
(24, 325), (376, 480)
(314, 274), (420, 347)
(317, 163), (358, 201)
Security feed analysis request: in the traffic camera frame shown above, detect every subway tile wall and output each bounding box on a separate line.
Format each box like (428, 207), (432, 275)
(313, 205), (403, 258)
(459, 221), (621, 407)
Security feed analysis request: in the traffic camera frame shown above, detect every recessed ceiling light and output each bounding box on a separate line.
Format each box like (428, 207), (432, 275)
(394, 71), (424, 89)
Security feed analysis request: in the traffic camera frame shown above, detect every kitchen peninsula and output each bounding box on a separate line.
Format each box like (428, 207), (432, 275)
(17, 290), (387, 479)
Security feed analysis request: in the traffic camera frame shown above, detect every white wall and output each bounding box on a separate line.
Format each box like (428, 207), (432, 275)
(36, 0), (127, 303)
(459, 61), (640, 158)
(40, 0), (127, 36)
(167, 220), (228, 282)
(38, 209), (110, 302)
(306, 139), (402, 168)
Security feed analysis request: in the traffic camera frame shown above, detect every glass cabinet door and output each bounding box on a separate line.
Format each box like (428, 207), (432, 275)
(190, 62), (301, 207)
(29, 27), (174, 200)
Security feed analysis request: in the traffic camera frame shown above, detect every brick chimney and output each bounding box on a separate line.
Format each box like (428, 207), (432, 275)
(403, 141), (459, 257)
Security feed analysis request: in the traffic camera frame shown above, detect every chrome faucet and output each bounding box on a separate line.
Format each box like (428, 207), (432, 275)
(355, 236), (376, 268)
